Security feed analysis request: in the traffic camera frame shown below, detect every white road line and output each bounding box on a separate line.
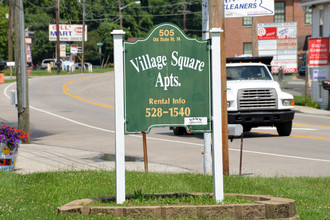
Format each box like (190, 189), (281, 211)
(230, 148), (330, 163)
(3, 83), (329, 163)
(4, 83), (114, 133)
(254, 127), (317, 131)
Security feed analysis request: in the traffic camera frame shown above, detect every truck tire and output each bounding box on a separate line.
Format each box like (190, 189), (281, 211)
(243, 126), (252, 132)
(276, 121), (292, 136)
(173, 127), (186, 135)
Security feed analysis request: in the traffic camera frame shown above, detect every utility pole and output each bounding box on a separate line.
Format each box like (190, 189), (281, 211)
(209, 0), (229, 175)
(56, 0), (61, 73)
(81, 0), (86, 72)
(252, 17), (258, 56)
(14, 0), (30, 135)
(8, 0), (14, 62)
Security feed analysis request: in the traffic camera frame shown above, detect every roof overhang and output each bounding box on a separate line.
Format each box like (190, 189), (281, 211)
(300, 0), (330, 7)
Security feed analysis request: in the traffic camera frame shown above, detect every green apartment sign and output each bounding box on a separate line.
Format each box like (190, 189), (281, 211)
(124, 23), (211, 134)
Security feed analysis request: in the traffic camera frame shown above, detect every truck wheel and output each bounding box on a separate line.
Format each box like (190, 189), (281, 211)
(243, 126), (252, 132)
(173, 127), (186, 135)
(276, 121), (292, 136)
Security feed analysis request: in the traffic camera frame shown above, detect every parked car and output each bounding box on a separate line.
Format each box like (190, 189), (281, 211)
(74, 62), (91, 70)
(298, 64), (306, 76)
(0, 60), (8, 70)
(298, 53), (306, 76)
(41, 58), (63, 69)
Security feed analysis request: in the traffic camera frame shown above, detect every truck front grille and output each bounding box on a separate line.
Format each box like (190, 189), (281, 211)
(238, 88), (277, 110)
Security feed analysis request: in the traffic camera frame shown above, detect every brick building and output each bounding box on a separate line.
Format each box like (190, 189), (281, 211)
(224, 0), (312, 58)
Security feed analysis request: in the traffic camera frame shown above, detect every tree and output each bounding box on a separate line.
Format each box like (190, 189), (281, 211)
(0, 0), (204, 65)
(98, 21), (118, 64)
(0, 4), (9, 60)
(84, 30), (101, 65)
(25, 11), (55, 65)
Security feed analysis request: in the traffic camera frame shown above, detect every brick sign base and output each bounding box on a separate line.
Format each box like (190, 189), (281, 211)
(58, 193), (299, 219)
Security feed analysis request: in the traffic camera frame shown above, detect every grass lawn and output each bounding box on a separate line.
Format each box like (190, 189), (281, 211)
(0, 171), (328, 219)
(1, 67), (113, 78)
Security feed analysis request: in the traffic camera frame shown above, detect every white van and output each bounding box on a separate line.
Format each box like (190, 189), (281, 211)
(41, 59), (62, 69)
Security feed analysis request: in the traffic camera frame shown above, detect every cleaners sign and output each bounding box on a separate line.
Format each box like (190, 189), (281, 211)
(225, 0), (274, 17)
(124, 23), (211, 134)
(49, 24), (87, 41)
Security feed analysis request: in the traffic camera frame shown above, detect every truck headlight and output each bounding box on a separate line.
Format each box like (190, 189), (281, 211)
(227, 101), (232, 107)
(282, 99), (294, 106)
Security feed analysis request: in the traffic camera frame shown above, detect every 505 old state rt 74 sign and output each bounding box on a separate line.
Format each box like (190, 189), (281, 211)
(124, 23), (211, 134)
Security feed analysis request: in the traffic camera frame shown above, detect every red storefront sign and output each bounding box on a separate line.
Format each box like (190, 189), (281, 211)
(308, 38), (329, 65)
(258, 27), (277, 40)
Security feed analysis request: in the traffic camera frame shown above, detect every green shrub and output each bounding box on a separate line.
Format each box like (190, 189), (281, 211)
(294, 94), (320, 108)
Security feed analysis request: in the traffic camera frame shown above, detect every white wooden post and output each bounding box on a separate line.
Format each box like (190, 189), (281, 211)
(210, 28), (224, 202)
(111, 29), (126, 204)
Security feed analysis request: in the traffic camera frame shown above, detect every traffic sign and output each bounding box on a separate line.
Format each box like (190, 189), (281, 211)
(124, 23), (211, 134)
(97, 42), (103, 46)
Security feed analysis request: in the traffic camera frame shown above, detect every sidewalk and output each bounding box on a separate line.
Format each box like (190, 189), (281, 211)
(14, 144), (195, 174)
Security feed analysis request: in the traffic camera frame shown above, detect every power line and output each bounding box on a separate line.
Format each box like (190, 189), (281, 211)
(83, 0), (200, 10)
(23, 0), (200, 16)
(24, 0), (56, 10)
(123, 17), (149, 31)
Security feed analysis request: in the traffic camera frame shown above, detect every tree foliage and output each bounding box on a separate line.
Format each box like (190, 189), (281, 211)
(0, 3), (9, 60)
(0, 0), (202, 65)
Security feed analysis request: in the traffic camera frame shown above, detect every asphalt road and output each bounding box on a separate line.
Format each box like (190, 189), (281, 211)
(1, 73), (329, 177)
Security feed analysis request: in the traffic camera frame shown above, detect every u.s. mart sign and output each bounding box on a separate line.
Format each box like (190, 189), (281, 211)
(124, 23), (211, 134)
(49, 24), (87, 41)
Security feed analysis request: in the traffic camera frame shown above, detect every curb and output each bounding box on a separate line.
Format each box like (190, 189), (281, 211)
(294, 105), (330, 116)
(58, 193), (299, 219)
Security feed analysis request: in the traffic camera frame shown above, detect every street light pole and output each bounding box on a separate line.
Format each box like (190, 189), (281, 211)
(119, 0), (123, 29)
(118, 1), (141, 29)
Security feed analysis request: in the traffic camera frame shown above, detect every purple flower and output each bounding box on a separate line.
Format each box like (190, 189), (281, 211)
(0, 125), (23, 150)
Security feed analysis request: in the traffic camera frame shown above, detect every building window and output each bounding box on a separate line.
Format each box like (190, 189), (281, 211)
(243, 43), (252, 55)
(243, 17), (252, 26)
(305, 7), (312, 24)
(274, 2), (285, 23)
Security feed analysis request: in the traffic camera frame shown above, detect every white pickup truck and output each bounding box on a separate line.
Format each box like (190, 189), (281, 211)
(226, 62), (294, 136)
(172, 62), (295, 136)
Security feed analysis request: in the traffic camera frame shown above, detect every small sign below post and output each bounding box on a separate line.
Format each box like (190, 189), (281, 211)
(6, 62), (15, 67)
(6, 62), (15, 80)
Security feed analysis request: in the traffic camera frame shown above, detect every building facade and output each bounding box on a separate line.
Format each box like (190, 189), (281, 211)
(224, 0), (312, 58)
(300, 0), (330, 109)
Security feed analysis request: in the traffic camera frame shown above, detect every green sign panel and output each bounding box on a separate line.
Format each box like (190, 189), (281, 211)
(124, 23), (211, 134)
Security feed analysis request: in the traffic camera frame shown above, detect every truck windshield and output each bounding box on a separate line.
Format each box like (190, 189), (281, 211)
(226, 65), (272, 81)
